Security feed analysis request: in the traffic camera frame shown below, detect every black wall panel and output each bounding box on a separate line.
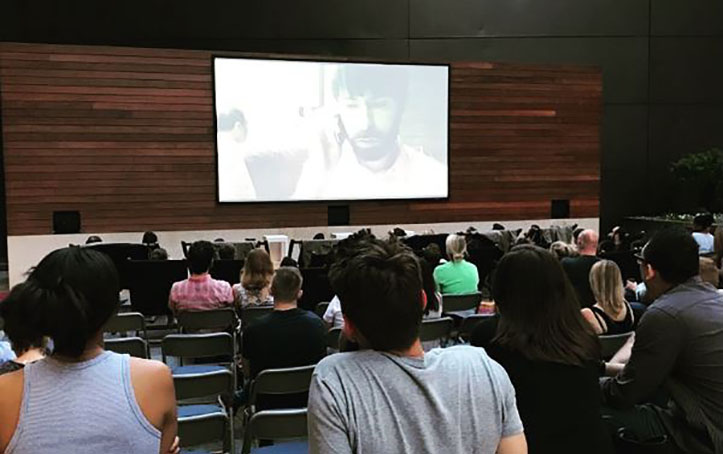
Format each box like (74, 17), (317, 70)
(651, 0), (723, 36)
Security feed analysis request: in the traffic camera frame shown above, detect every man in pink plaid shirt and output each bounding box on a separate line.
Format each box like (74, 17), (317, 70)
(169, 240), (234, 313)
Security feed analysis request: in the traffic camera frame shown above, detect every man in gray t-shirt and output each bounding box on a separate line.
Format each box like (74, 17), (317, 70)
(308, 233), (526, 454)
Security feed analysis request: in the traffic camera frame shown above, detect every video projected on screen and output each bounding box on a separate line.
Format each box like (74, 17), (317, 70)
(214, 57), (449, 203)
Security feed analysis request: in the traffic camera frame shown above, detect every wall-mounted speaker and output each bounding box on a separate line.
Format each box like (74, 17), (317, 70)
(551, 200), (570, 219)
(328, 205), (350, 226)
(53, 211), (81, 234)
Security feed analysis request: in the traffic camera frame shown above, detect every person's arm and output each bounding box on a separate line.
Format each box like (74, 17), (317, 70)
(308, 372), (353, 454)
(600, 308), (683, 408)
(0, 369), (24, 453)
(497, 433), (527, 454)
(580, 308), (603, 335)
(129, 358), (177, 454)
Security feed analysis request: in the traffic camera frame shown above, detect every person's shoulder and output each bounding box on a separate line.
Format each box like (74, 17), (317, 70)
(427, 344), (495, 366)
(211, 278), (232, 290)
(129, 357), (173, 390)
(314, 351), (378, 377)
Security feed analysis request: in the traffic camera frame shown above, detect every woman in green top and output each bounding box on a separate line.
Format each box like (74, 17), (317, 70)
(433, 234), (479, 294)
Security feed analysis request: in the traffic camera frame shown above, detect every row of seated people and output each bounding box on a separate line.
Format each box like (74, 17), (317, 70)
(1, 227), (723, 453)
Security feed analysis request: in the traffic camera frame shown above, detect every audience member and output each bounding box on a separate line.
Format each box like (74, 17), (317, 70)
(322, 296), (344, 329)
(0, 247), (177, 453)
(419, 252), (442, 319)
(149, 247), (169, 261)
(217, 243), (236, 260)
(433, 233), (479, 294)
(471, 245), (613, 453)
(85, 235), (102, 244)
(169, 240), (233, 313)
(279, 256), (298, 268)
(0, 284), (47, 375)
(309, 236), (527, 454)
(550, 240), (576, 261)
(142, 230), (159, 247)
(241, 267), (326, 409)
(600, 228), (723, 453)
(561, 229), (600, 307)
(581, 260), (634, 335)
(692, 213), (715, 255)
(233, 248), (274, 308)
(699, 257), (721, 291)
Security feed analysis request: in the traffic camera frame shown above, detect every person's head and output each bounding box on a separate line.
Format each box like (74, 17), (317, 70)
(549, 241), (575, 261)
(576, 229), (599, 255)
(445, 234), (467, 262)
(241, 248), (274, 291)
(4, 247), (120, 357)
(329, 237), (424, 352)
(417, 256), (440, 316)
(699, 257), (720, 288)
(218, 244), (236, 260)
(142, 231), (158, 246)
(693, 213), (714, 233)
(279, 256), (299, 268)
(0, 283), (48, 356)
(420, 242), (443, 266)
(270, 267), (303, 304)
(218, 109), (247, 143)
(589, 260), (625, 314)
(637, 228), (700, 300)
(85, 235), (102, 245)
(313, 232), (325, 240)
(492, 245), (598, 366)
(148, 248), (168, 261)
(187, 240), (215, 275)
(331, 64), (408, 164)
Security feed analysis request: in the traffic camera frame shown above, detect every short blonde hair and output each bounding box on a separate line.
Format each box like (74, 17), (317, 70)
(699, 257), (720, 288)
(445, 234), (467, 262)
(589, 260), (625, 314)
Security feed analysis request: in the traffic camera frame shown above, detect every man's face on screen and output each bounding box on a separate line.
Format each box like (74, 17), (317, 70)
(338, 90), (401, 162)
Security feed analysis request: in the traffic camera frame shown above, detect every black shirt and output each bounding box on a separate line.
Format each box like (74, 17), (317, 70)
(242, 308), (326, 409)
(561, 255), (601, 308)
(471, 317), (613, 454)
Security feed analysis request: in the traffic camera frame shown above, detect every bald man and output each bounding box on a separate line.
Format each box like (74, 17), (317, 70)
(561, 229), (600, 308)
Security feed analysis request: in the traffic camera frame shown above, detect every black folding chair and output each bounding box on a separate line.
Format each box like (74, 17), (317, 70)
(177, 308), (239, 333)
(104, 337), (148, 359)
(178, 412), (230, 454)
(419, 317), (453, 344)
(600, 332), (634, 360)
(240, 306), (274, 328)
(241, 409), (308, 454)
(162, 332), (237, 388)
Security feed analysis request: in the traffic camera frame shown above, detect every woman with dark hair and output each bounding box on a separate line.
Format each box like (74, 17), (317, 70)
(233, 248), (274, 308)
(0, 284), (47, 376)
(0, 247), (178, 454)
(471, 245), (613, 453)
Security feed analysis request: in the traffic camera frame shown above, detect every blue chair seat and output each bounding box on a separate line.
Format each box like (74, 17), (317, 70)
(177, 404), (225, 418)
(253, 441), (308, 454)
(172, 364), (227, 375)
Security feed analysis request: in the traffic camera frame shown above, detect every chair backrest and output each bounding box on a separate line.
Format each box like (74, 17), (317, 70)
(127, 259), (188, 316)
(240, 306), (274, 328)
(104, 337), (148, 358)
(315, 302), (330, 318)
(600, 331), (634, 360)
(298, 267), (334, 311)
(326, 327), (342, 350)
(460, 314), (495, 340)
(103, 312), (146, 335)
(178, 412), (228, 449)
(177, 308), (237, 332)
(249, 365), (316, 405)
(242, 409), (308, 454)
(174, 369), (234, 401)
(418, 317), (453, 343)
(441, 292), (482, 313)
(162, 333), (234, 362)
(210, 259), (245, 285)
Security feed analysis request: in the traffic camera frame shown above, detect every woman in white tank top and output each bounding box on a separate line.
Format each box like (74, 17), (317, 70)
(0, 247), (179, 454)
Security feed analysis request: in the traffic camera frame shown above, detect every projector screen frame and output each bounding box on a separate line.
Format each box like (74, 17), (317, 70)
(211, 54), (451, 205)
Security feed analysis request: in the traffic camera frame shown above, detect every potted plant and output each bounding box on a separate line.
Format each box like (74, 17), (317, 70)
(670, 148), (723, 213)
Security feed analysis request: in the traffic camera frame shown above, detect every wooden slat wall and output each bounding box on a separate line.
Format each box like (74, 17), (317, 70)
(0, 42), (600, 236)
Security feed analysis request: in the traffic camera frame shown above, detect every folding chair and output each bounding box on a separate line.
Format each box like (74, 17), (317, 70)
(241, 306), (274, 328)
(441, 292), (482, 315)
(314, 302), (329, 319)
(418, 317), (453, 344)
(104, 337), (148, 359)
(162, 332), (237, 388)
(103, 312), (147, 339)
(178, 412), (230, 454)
(459, 314), (495, 341)
(247, 365), (316, 418)
(177, 308), (239, 334)
(326, 327), (342, 351)
(600, 332), (634, 360)
(241, 409), (308, 454)
(175, 370), (235, 453)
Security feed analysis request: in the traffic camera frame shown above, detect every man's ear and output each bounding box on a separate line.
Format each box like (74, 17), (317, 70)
(297, 289), (303, 301)
(642, 263), (656, 281)
(420, 289), (427, 311)
(342, 314), (356, 341)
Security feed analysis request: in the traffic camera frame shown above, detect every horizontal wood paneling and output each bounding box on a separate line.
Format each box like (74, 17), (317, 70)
(0, 42), (600, 235)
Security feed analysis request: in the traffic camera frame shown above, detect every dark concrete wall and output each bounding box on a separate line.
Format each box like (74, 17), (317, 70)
(1, 0), (721, 234)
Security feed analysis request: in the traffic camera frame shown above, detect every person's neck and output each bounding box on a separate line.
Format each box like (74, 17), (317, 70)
(579, 248), (597, 256)
(15, 348), (45, 365)
(53, 333), (104, 363)
(388, 338), (424, 359)
(191, 272), (209, 279)
(274, 300), (298, 311)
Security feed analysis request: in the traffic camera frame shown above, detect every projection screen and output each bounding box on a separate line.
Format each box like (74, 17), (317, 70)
(213, 57), (449, 203)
